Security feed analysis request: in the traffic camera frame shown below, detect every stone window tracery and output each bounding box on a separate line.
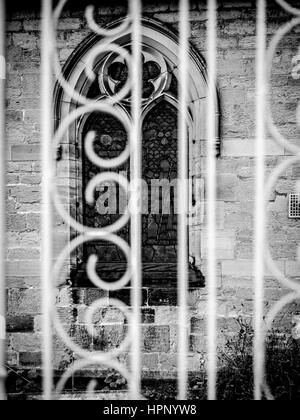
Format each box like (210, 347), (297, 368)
(98, 46), (173, 105)
(81, 47), (181, 282)
(56, 20), (216, 289)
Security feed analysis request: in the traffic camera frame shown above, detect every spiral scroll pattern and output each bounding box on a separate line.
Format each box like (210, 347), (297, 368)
(42, 0), (142, 399)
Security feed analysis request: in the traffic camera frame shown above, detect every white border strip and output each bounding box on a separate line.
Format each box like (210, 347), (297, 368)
(207, 0), (217, 401)
(0, 0), (6, 402)
(41, 0), (54, 400)
(254, 0), (266, 401)
(130, 0), (143, 400)
(177, 0), (190, 401)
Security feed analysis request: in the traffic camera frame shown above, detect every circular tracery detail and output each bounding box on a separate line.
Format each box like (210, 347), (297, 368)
(99, 46), (171, 104)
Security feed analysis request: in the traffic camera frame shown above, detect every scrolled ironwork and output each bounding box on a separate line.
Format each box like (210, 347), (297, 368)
(41, 0), (142, 399)
(52, 0), (133, 107)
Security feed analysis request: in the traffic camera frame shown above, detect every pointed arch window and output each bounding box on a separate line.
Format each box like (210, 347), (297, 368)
(54, 19), (220, 291)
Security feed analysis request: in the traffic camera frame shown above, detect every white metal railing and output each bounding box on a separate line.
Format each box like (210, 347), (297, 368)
(41, 0), (55, 399)
(129, 0), (143, 400)
(206, 0), (217, 401)
(0, 0), (6, 403)
(0, 0), (298, 401)
(254, 0), (266, 401)
(262, 0), (300, 401)
(177, 0), (190, 400)
(41, 0), (143, 400)
(45, 0), (215, 401)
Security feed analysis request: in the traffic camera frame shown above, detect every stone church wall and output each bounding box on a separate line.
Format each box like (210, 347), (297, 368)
(4, 0), (300, 396)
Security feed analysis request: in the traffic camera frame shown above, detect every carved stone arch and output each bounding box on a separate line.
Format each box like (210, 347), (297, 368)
(54, 18), (219, 288)
(141, 93), (193, 127)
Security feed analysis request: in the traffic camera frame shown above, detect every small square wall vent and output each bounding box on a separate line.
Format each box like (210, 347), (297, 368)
(289, 194), (300, 219)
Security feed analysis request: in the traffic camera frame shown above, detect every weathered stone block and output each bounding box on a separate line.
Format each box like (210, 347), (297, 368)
(7, 96), (40, 113)
(22, 74), (40, 97)
(155, 307), (177, 325)
(8, 231), (41, 249)
(8, 289), (41, 315)
(11, 145), (40, 162)
(190, 317), (205, 334)
(222, 20), (255, 36)
(158, 353), (177, 372)
(53, 350), (73, 371)
(6, 276), (40, 289)
(221, 260), (253, 277)
(142, 353), (159, 371)
(285, 260), (300, 277)
(57, 18), (82, 31)
(24, 109), (41, 125)
(20, 174), (41, 186)
(109, 289), (148, 307)
(7, 261), (41, 277)
(93, 325), (125, 352)
(19, 351), (42, 367)
(224, 202), (253, 230)
(70, 325), (92, 351)
(84, 289), (110, 306)
(190, 333), (206, 353)
(78, 306), (125, 326)
(56, 287), (73, 307)
(12, 32), (38, 50)
(143, 326), (170, 353)
(57, 307), (77, 325)
(201, 229), (235, 260)
(216, 174), (238, 202)
(6, 174), (19, 185)
(7, 21), (23, 32)
(7, 213), (26, 232)
(188, 354), (205, 372)
(222, 139), (284, 157)
(6, 110), (23, 126)
(6, 351), (19, 367)
(7, 161), (32, 173)
(9, 333), (41, 352)
(7, 315), (34, 333)
(26, 213), (40, 231)
(6, 44), (23, 63)
(56, 30), (90, 49)
(23, 19), (41, 31)
(217, 317), (241, 333)
(8, 185), (41, 205)
(142, 308), (155, 324)
(148, 289), (177, 306)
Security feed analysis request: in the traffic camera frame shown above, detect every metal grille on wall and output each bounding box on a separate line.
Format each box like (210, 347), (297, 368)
(289, 194), (300, 218)
(0, 0), (299, 401)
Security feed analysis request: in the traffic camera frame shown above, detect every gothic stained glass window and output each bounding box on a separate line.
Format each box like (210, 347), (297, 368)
(75, 45), (205, 288)
(142, 101), (178, 265)
(80, 101), (180, 286)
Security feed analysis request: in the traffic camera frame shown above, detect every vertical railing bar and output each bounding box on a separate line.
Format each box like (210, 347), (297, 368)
(130, 0), (142, 400)
(177, 0), (190, 401)
(41, 0), (54, 400)
(0, 0), (6, 402)
(254, 0), (266, 401)
(207, 0), (217, 401)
